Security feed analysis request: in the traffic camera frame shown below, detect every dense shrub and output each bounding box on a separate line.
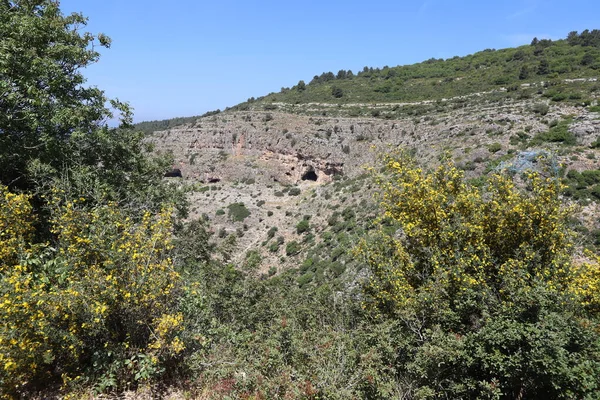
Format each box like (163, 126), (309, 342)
(227, 202), (250, 222)
(288, 187), (301, 196)
(285, 241), (301, 256)
(487, 142), (502, 153)
(296, 219), (310, 234)
(357, 153), (600, 398)
(0, 188), (185, 394)
(531, 102), (550, 115)
(531, 118), (576, 145)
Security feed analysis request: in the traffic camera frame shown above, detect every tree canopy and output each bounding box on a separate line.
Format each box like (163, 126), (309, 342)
(0, 0), (174, 212)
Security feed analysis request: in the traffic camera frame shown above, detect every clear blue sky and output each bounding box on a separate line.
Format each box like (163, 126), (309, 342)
(59, 0), (599, 123)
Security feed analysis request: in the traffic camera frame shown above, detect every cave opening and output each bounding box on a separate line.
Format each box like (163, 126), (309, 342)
(301, 169), (318, 181)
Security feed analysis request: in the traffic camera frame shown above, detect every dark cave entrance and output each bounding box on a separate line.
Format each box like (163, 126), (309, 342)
(301, 169), (318, 182)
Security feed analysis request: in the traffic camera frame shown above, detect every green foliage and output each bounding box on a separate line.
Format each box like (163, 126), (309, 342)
(269, 236), (285, 253)
(267, 226), (278, 239)
(531, 102), (550, 115)
(562, 168), (600, 201)
(134, 115), (202, 135)
(0, 2), (173, 205)
(488, 142), (502, 153)
(296, 218), (310, 234)
(229, 31), (600, 110)
(242, 250), (262, 272)
(357, 153), (600, 398)
(0, 192), (185, 395)
(285, 240), (301, 256)
(531, 118), (576, 145)
(0, 3), (188, 395)
(174, 218), (214, 270)
(134, 109), (221, 135)
(4, 4), (600, 397)
(331, 86), (344, 98)
(227, 202), (250, 222)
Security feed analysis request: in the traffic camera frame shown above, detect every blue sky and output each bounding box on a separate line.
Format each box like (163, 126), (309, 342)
(59, 0), (599, 123)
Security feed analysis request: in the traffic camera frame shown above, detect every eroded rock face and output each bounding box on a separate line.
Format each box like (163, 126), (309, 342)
(570, 118), (600, 142)
(149, 111), (360, 185)
(257, 150), (343, 185)
(147, 100), (600, 186)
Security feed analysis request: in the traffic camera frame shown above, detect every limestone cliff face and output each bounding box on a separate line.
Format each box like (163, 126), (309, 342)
(148, 100), (600, 186)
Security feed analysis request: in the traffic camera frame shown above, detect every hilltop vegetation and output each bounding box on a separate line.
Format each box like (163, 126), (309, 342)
(134, 110), (220, 135)
(2, 2), (600, 399)
(247, 30), (600, 106)
(141, 30), (600, 130)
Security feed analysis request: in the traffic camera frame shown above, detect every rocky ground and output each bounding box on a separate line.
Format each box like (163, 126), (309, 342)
(148, 88), (600, 273)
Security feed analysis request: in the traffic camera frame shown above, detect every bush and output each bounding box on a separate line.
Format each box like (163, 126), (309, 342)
(227, 202), (250, 222)
(288, 187), (301, 196)
(531, 118), (576, 145)
(269, 236), (285, 253)
(357, 153), (600, 398)
(286, 241), (301, 256)
(488, 142), (502, 153)
(532, 102), (550, 115)
(267, 226), (278, 239)
(296, 219), (310, 234)
(0, 189), (185, 393)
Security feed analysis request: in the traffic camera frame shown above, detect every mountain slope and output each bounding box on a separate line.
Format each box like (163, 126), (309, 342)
(142, 29), (600, 278)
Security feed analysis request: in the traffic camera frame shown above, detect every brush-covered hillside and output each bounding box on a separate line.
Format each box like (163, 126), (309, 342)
(144, 30), (600, 277)
(241, 31), (600, 106)
(136, 30), (600, 135)
(3, 2), (600, 397)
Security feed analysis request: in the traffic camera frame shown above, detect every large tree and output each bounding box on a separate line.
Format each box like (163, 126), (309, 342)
(0, 2), (189, 395)
(0, 0), (173, 212)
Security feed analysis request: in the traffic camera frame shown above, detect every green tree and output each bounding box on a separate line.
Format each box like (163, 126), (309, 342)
(567, 30), (580, 46)
(0, 0), (175, 214)
(331, 86), (344, 98)
(537, 59), (550, 75)
(296, 218), (310, 234)
(518, 65), (529, 80)
(0, 2), (188, 395)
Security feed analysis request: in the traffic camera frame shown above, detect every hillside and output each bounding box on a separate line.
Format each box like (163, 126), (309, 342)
(136, 30), (600, 137)
(144, 30), (600, 277)
(245, 31), (600, 107)
(4, 5), (600, 397)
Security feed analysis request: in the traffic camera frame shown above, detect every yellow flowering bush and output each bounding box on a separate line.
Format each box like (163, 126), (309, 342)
(357, 153), (600, 398)
(0, 186), (34, 268)
(572, 252), (600, 313)
(359, 152), (573, 319)
(0, 186), (185, 395)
